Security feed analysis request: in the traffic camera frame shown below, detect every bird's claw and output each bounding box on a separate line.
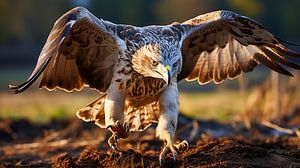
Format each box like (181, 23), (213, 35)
(159, 156), (165, 166)
(175, 140), (189, 152)
(123, 122), (129, 133)
(113, 134), (118, 144)
(107, 120), (129, 139)
(159, 140), (188, 166)
(173, 152), (178, 165)
(110, 150), (121, 159)
(106, 120), (129, 153)
(108, 134), (123, 152)
(159, 150), (178, 166)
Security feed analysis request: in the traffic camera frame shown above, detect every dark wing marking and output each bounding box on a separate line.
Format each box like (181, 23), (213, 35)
(9, 7), (124, 93)
(175, 10), (300, 84)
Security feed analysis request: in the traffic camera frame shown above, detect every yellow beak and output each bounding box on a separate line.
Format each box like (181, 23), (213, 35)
(165, 65), (171, 71)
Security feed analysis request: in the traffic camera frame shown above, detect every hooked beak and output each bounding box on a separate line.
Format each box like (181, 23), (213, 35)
(165, 65), (171, 85)
(155, 65), (171, 85)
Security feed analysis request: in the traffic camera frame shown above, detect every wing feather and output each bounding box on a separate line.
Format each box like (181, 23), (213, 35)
(10, 7), (123, 93)
(177, 10), (300, 84)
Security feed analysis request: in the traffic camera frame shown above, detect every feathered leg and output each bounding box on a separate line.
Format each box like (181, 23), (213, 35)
(104, 83), (129, 152)
(156, 81), (189, 165)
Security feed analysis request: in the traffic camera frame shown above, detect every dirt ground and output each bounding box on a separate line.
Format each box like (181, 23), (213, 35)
(1, 113), (300, 168)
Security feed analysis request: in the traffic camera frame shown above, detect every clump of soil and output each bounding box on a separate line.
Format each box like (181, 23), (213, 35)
(51, 136), (300, 168)
(1, 114), (300, 167)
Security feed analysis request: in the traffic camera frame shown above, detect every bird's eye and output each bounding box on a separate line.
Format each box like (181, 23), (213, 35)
(173, 62), (178, 67)
(152, 60), (159, 66)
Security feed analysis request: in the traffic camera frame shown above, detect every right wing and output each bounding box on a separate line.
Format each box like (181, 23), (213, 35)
(9, 7), (124, 93)
(175, 10), (300, 84)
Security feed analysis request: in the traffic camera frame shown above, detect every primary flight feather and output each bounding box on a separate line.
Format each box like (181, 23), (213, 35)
(9, 7), (300, 164)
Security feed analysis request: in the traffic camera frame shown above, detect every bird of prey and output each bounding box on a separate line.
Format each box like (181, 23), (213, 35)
(10, 7), (300, 164)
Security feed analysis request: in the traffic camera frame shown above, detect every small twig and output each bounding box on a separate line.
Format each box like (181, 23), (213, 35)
(6, 139), (69, 150)
(1, 139), (100, 151)
(141, 156), (145, 168)
(190, 120), (199, 141)
(262, 120), (300, 137)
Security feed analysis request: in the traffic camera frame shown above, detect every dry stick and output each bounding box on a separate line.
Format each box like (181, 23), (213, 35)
(271, 71), (279, 120)
(1, 139), (100, 151)
(0, 139), (69, 151)
(261, 120), (300, 137)
(189, 120), (199, 142)
(238, 74), (251, 129)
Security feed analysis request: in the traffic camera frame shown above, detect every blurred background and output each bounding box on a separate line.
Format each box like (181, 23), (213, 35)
(0, 0), (300, 127)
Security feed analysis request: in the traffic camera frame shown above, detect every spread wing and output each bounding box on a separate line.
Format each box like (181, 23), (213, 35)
(176, 10), (300, 84)
(9, 7), (124, 93)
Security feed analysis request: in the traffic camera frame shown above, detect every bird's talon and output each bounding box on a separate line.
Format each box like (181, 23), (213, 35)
(110, 151), (118, 159)
(115, 120), (121, 127)
(123, 122), (129, 133)
(106, 125), (113, 131)
(113, 134), (118, 144)
(112, 144), (123, 152)
(107, 120), (129, 152)
(173, 154), (177, 164)
(159, 156), (165, 166)
(182, 140), (189, 150)
(175, 140), (189, 152)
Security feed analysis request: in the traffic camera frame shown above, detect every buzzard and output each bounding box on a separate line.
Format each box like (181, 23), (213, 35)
(10, 7), (300, 164)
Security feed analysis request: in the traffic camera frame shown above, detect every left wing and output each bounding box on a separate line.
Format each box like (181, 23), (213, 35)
(175, 10), (300, 84)
(9, 7), (124, 93)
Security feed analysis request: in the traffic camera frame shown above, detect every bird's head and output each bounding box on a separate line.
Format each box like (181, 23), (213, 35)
(131, 44), (181, 84)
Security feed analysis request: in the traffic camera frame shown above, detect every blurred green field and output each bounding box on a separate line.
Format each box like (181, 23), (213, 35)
(179, 91), (246, 121)
(0, 89), (246, 123)
(0, 90), (97, 123)
(2, 67), (299, 123)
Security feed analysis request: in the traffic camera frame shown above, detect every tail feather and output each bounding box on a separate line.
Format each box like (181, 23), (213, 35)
(124, 101), (160, 132)
(76, 93), (106, 128)
(77, 94), (160, 132)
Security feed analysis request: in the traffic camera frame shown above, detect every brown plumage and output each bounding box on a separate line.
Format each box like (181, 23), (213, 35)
(9, 7), (300, 164)
(10, 7), (120, 93)
(178, 11), (300, 84)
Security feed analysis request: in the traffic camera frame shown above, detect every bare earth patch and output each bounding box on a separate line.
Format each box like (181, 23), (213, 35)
(1, 114), (300, 168)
